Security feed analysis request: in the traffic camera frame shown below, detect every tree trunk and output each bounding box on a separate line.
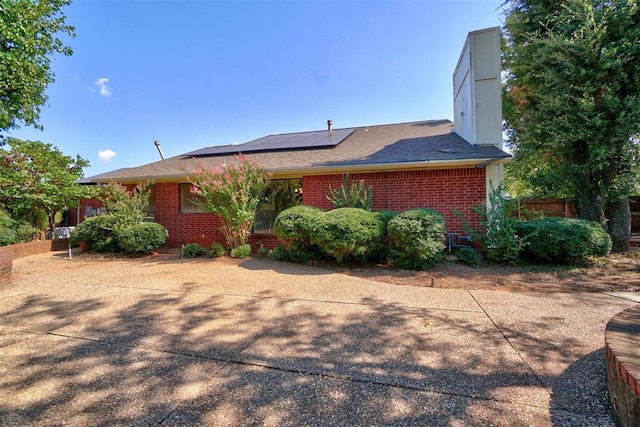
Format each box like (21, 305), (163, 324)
(46, 209), (58, 240)
(606, 196), (631, 253)
(572, 154), (607, 227)
(574, 195), (606, 226)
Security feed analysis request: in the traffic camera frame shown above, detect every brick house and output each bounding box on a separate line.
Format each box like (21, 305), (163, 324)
(80, 27), (510, 249)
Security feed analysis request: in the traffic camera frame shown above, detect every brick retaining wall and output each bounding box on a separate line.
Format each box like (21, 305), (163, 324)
(0, 252), (10, 286)
(605, 305), (640, 427)
(0, 239), (69, 259)
(0, 240), (69, 286)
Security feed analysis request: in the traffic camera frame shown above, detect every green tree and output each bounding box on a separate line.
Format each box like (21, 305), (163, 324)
(189, 155), (271, 250)
(502, 0), (640, 252)
(0, 138), (92, 237)
(0, 0), (74, 136)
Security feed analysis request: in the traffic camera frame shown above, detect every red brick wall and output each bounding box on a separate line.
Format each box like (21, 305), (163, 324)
(303, 168), (485, 233)
(79, 169), (485, 249)
(66, 197), (104, 226)
(155, 183), (225, 247)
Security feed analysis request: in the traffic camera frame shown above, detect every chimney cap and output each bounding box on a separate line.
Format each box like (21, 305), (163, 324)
(327, 119), (332, 132)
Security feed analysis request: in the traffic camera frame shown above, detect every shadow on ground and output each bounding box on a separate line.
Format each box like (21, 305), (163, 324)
(0, 289), (616, 426)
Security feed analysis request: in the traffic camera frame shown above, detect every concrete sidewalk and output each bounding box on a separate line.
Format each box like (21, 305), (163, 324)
(0, 253), (636, 426)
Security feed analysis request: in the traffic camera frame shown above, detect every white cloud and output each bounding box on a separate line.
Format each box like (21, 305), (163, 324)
(94, 77), (112, 97)
(98, 149), (117, 163)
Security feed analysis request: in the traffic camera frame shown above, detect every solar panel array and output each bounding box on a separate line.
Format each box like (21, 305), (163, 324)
(183, 128), (355, 157)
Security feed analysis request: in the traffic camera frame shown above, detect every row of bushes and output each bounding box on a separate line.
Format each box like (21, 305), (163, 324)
(181, 241), (253, 259)
(272, 204), (611, 269)
(272, 205), (446, 270)
(69, 216), (168, 254)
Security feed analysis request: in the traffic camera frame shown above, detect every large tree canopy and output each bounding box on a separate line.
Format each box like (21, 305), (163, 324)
(0, 0), (74, 136)
(0, 138), (92, 236)
(503, 0), (640, 252)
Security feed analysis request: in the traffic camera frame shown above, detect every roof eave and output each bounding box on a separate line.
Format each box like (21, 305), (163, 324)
(87, 157), (511, 184)
(270, 157), (511, 179)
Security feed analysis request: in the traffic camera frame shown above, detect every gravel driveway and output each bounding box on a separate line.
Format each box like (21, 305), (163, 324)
(0, 251), (636, 426)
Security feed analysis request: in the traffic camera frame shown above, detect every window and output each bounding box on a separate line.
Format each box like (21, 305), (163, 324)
(145, 185), (156, 220)
(253, 179), (303, 233)
(179, 183), (206, 213)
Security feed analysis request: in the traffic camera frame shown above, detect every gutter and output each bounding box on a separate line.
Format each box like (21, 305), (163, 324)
(87, 156), (511, 184)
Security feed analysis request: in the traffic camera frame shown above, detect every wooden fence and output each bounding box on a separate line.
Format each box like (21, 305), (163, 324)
(516, 198), (576, 219)
(517, 197), (640, 238)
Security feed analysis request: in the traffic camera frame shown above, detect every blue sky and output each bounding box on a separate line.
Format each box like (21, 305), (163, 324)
(9, 0), (504, 177)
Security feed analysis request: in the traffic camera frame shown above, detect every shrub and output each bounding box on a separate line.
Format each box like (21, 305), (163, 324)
(456, 185), (522, 264)
(256, 244), (270, 258)
(456, 247), (482, 268)
(273, 205), (324, 262)
(516, 217), (612, 263)
(182, 243), (207, 258)
(273, 205), (323, 248)
(69, 216), (119, 252)
(230, 243), (251, 259)
(387, 208), (446, 270)
(272, 245), (288, 261)
(367, 210), (398, 263)
(310, 208), (383, 263)
(209, 242), (227, 258)
(99, 181), (153, 229)
(327, 174), (372, 210)
(13, 223), (40, 243)
(117, 222), (168, 254)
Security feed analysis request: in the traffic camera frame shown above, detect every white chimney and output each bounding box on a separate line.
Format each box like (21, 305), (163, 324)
(452, 27), (502, 149)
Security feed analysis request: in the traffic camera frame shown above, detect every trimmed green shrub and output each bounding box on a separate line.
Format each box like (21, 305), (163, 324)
(387, 208), (446, 270)
(273, 205), (323, 248)
(516, 217), (611, 263)
(273, 205), (324, 263)
(182, 243), (207, 258)
(230, 243), (251, 259)
(376, 210), (398, 229)
(367, 210), (398, 263)
(118, 222), (168, 254)
(69, 216), (119, 252)
(209, 242), (227, 258)
(310, 207), (383, 263)
(456, 247), (482, 268)
(272, 245), (288, 261)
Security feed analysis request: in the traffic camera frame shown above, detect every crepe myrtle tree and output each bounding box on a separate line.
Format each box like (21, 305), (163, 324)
(189, 155), (271, 250)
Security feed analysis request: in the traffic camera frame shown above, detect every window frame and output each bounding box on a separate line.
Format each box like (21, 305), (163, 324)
(179, 183), (206, 213)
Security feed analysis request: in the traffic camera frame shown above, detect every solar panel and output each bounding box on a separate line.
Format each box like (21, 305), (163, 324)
(183, 128), (355, 157)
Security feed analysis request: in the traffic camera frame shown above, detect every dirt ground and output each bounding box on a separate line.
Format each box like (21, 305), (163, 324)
(333, 250), (640, 293)
(80, 246), (640, 294)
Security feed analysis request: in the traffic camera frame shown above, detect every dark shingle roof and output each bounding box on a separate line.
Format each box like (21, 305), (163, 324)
(86, 119), (510, 183)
